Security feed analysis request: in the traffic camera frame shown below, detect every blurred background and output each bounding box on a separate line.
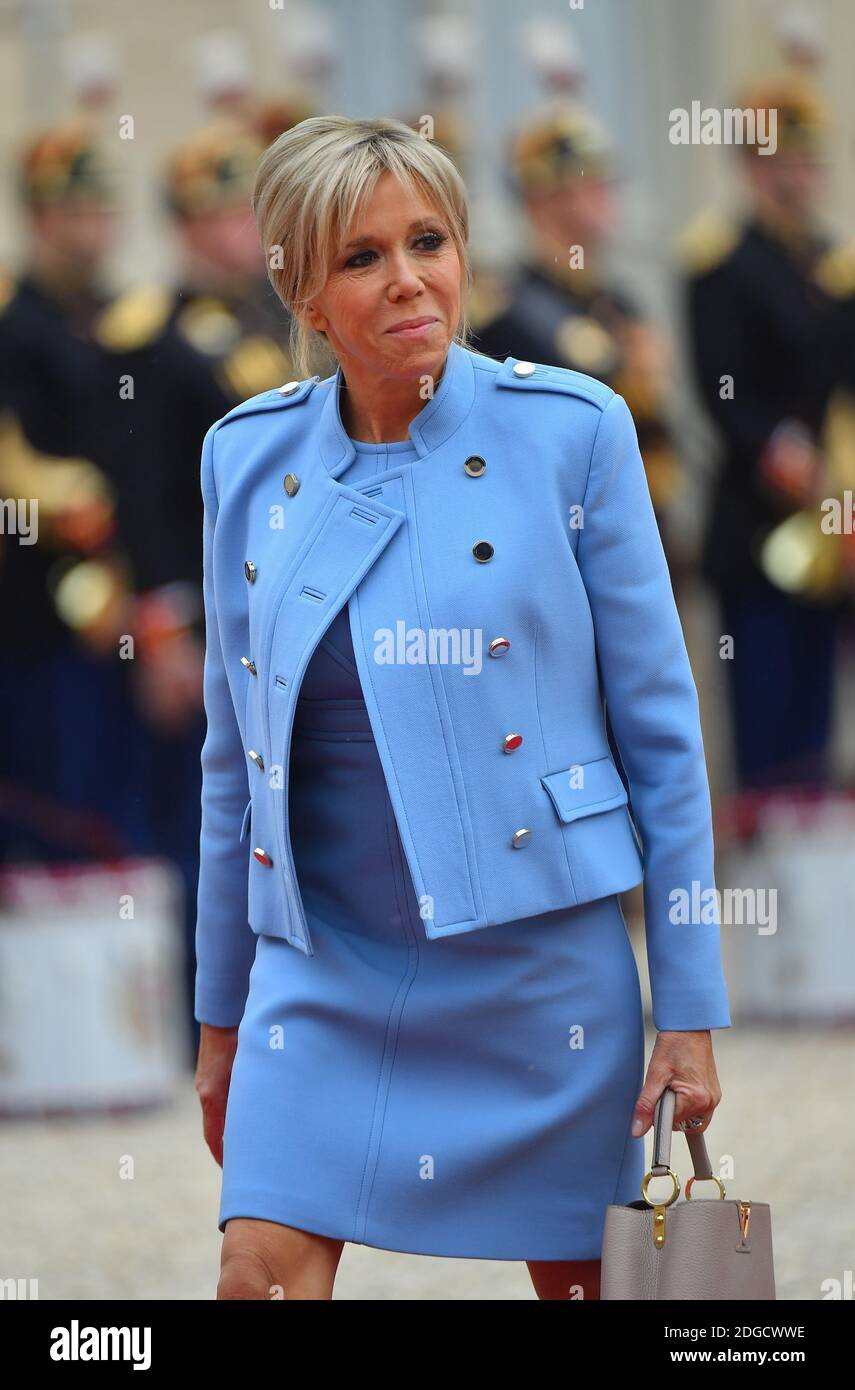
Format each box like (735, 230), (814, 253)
(1, 0), (854, 1300)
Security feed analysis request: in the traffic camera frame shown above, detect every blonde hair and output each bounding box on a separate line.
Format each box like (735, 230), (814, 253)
(252, 115), (473, 379)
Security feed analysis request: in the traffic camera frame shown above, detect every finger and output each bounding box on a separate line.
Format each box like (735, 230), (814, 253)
(671, 1089), (716, 1131)
(631, 1073), (672, 1137)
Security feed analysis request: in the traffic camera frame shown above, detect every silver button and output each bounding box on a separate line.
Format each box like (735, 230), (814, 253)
(503, 733), (523, 753)
(244, 560), (257, 583)
(512, 360), (536, 378)
(279, 380), (300, 396)
(464, 455), (486, 477)
(511, 828), (531, 848)
(240, 656), (257, 676)
(283, 473), (300, 496)
(248, 749), (265, 772)
(488, 637), (510, 657)
(472, 540), (494, 563)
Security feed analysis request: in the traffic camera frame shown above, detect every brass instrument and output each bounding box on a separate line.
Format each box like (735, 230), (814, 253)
(758, 388), (855, 601)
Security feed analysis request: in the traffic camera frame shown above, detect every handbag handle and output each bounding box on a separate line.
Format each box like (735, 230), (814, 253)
(650, 1085), (714, 1181)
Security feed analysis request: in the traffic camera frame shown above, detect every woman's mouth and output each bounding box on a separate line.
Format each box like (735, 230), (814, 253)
(384, 316), (439, 338)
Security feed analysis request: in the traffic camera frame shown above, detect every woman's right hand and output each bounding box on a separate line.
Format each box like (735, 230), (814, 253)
(195, 1022), (240, 1167)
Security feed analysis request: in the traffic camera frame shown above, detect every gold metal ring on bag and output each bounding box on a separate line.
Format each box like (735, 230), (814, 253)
(685, 1174), (726, 1199)
(641, 1169), (680, 1207)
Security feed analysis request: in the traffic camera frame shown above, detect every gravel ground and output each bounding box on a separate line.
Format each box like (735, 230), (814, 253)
(2, 1023), (852, 1301)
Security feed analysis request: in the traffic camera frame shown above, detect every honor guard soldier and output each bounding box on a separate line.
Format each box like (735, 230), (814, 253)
(91, 120), (307, 652)
(89, 119), (310, 1038)
(679, 73), (845, 790)
(0, 119), (153, 865)
(398, 12), (473, 175)
(473, 103), (682, 549)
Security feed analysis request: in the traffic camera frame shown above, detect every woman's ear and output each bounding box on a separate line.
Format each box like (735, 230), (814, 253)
(305, 302), (327, 335)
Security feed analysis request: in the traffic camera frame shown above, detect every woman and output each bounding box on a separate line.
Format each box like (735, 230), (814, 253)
(194, 116), (730, 1301)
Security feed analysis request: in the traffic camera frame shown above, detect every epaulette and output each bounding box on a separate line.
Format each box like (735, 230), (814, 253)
(93, 284), (175, 351)
(176, 296), (239, 354)
(813, 238), (855, 299)
(216, 374), (322, 429)
(494, 354), (614, 409)
(673, 209), (741, 275)
(0, 268), (16, 316)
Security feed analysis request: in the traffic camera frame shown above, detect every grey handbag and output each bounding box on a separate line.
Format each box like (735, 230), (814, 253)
(600, 1086), (776, 1300)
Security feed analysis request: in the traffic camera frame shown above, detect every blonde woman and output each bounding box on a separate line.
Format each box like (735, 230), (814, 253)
(193, 116), (730, 1301)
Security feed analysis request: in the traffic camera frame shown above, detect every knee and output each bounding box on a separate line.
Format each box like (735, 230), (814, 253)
(217, 1247), (279, 1301)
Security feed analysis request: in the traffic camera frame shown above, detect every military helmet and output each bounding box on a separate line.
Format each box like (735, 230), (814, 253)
(506, 101), (617, 196)
(163, 120), (267, 217)
(735, 71), (831, 157)
(19, 117), (120, 208)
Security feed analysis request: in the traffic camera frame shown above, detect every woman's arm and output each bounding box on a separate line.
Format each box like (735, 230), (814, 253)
(194, 420), (257, 1028)
(575, 392), (731, 1033)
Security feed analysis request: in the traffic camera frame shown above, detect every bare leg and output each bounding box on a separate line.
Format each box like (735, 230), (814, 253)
(217, 1218), (345, 1300)
(526, 1258), (601, 1301)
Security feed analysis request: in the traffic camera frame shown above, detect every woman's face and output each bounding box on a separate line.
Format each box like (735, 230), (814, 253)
(305, 169), (462, 381)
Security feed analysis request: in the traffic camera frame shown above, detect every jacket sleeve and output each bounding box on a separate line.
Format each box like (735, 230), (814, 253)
(576, 392), (732, 1032)
(194, 420), (257, 1026)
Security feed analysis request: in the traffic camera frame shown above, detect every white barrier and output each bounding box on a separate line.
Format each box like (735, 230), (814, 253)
(716, 794), (855, 1023)
(0, 856), (189, 1113)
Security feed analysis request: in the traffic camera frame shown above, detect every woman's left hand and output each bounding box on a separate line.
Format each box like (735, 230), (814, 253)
(631, 1030), (722, 1138)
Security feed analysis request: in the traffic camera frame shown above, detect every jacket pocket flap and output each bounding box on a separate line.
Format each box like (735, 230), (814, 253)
(541, 756), (628, 823)
(239, 799), (252, 842)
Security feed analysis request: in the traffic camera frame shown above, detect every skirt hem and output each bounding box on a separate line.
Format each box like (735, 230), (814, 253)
(218, 1190), (608, 1262)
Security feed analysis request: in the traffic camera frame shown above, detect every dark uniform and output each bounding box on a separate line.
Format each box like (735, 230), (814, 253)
(88, 122), (303, 1037)
(473, 103), (681, 542)
(680, 76), (846, 789)
(475, 262), (679, 535)
(0, 126), (152, 864)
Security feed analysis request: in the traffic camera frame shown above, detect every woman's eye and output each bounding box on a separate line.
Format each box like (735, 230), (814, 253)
(344, 232), (446, 269)
(417, 231), (446, 251)
(345, 249), (377, 269)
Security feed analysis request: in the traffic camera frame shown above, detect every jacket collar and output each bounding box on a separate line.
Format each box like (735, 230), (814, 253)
(316, 338), (477, 479)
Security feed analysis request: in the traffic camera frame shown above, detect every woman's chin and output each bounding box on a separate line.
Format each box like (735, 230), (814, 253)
(376, 333), (450, 376)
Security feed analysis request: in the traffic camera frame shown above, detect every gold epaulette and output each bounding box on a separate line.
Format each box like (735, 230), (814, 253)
(673, 209), (740, 275)
(175, 297), (240, 354)
(92, 284), (175, 351)
(813, 239), (855, 299)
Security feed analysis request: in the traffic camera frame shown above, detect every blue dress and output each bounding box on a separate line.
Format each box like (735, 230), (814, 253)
(218, 436), (647, 1260)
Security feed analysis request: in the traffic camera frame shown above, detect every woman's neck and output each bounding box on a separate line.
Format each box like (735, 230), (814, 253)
(338, 356), (446, 444)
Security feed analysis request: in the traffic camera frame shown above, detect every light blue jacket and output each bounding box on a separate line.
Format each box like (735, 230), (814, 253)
(195, 340), (731, 1032)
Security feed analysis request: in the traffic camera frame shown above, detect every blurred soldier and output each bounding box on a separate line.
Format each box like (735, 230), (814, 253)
(254, 92), (318, 151)
(678, 73), (846, 790)
(260, 0), (336, 138)
(516, 15), (587, 101)
(193, 28), (255, 127)
(89, 120), (304, 1035)
(93, 121), (301, 621)
(191, 22), (322, 148)
(398, 12), (474, 173)
(0, 118), (151, 862)
(474, 103), (681, 546)
(777, 4), (826, 81)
